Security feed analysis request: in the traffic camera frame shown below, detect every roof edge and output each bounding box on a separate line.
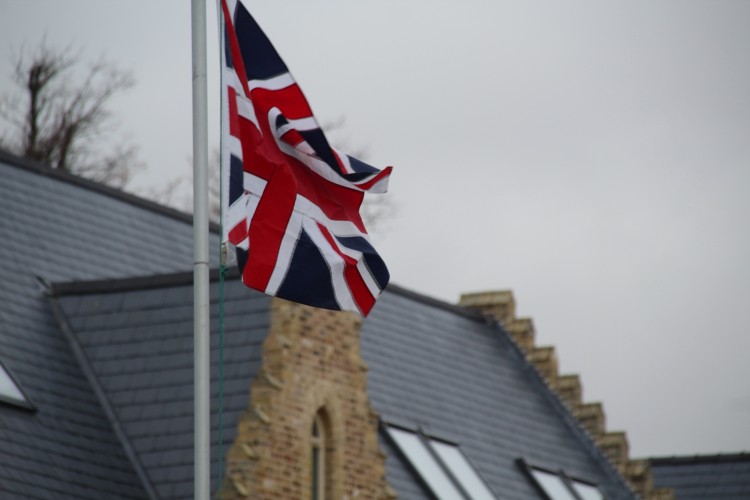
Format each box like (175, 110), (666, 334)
(0, 148), (219, 233)
(46, 269), (485, 322)
(47, 267), (241, 297)
(646, 452), (750, 465)
(487, 319), (639, 497)
(384, 283), (485, 321)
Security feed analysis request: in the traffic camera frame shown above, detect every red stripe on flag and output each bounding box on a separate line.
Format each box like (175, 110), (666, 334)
(353, 166), (393, 191)
(227, 86), (240, 137)
(331, 149), (350, 175)
(228, 219), (248, 246)
(251, 86), (313, 120)
(344, 266), (376, 316)
(317, 223), (376, 315)
(280, 128), (305, 147)
(236, 115), (273, 180)
(242, 165), (296, 291)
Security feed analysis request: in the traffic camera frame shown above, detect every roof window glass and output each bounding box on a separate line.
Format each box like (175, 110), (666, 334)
(521, 460), (605, 500)
(430, 439), (496, 500)
(0, 360), (27, 406)
(386, 425), (497, 500)
(570, 480), (604, 500)
(387, 426), (465, 499)
(530, 468), (578, 500)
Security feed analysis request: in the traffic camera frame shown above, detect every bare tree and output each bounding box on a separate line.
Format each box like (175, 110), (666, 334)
(0, 42), (142, 188)
(145, 148), (221, 223)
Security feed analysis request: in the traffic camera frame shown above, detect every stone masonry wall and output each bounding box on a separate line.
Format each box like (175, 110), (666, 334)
(220, 298), (394, 500)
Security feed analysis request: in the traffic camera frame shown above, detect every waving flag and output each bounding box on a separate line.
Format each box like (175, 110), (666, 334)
(220, 0), (392, 316)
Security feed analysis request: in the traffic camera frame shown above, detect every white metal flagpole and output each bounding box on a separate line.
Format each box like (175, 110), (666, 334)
(191, 0), (210, 499)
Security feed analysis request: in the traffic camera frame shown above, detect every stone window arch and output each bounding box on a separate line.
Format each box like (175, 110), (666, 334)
(311, 408), (331, 500)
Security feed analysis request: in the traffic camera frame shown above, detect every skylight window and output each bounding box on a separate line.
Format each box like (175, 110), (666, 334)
(430, 439), (497, 500)
(0, 359), (28, 407)
(520, 460), (604, 500)
(386, 425), (497, 500)
(530, 469), (578, 500)
(570, 481), (604, 500)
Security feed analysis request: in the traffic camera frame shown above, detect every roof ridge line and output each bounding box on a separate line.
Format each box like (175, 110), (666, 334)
(487, 319), (639, 498)
(0, 148), (220, 233)
(646, 452), (750, 464)
(46, 268), (486, 322)
(384, 283), (485, 321)
(47, 267), (242, 296)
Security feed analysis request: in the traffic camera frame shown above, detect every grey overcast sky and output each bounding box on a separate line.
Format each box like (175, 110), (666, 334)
(2, 0), (749, 458)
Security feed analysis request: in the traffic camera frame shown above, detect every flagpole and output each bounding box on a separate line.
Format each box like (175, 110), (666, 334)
(191, 0), (211, 499)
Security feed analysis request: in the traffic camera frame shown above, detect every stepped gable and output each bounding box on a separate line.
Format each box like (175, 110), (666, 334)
(460, 290), (675, 500)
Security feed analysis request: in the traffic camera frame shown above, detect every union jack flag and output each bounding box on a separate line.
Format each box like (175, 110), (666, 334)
(220, 0), (392, 316)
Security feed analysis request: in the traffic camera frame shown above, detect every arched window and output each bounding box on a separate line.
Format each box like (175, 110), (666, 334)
(311, 411), (327, 500)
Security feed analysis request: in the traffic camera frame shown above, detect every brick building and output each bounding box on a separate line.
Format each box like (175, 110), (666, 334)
(0, 150), (679, 498)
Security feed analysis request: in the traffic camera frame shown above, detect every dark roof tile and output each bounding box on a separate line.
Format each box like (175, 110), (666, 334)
(2, 151), (638, 499)
(53, 278), (270, 497)
(362, 288), (634, 499)
(650, 453), (750, 499)
(0, 152), (222, 498)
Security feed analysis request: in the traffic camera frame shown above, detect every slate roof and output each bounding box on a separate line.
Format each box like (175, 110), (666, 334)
(648, 453), (750, 499)
(0, 151), (219, 499)
(0, 150), (635, 499)
(49, 273), (269, 499)
(47, 272), (635, 500)
(362, 286), (635, 499)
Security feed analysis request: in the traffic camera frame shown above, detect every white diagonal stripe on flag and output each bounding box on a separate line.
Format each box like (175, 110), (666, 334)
(248, 73), (295, 92)
(302, 218), (358, 312)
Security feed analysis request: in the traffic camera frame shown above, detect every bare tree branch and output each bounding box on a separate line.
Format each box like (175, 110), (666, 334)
(145, 149), (221, 223)
(0, 41), (141, 188)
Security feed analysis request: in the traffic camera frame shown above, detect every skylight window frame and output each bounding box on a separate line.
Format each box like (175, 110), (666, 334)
(569, 480), (606, 500)
(0, 357), (34, 411)
(384, 422), (498, 500)
(518, 459), (604, 500)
